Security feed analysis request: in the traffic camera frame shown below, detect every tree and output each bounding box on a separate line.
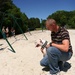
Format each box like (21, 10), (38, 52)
(35, 18), (40, 28)
(68, 16), (75, 28)
(29, 18), (40, 30)
(0, 0), (30, 37)
(47, 10), (75, 28)
(0, 0), (13, 12)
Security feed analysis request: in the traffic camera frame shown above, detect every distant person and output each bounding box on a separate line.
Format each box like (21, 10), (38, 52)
(11, 27), (15, 36)
(11, 27), (17, 39)
(5, 27), (9, 37)
(2, 26), (5, 34)
(2, 26), (6, 38)
(40, 18), (73, 75)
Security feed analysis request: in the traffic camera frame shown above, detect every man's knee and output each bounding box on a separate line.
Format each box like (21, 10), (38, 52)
(40, 60), (44, 66)
(47, 47), (60, 55)
(47, 47), (55, 54)
(40, 55), (48, 66)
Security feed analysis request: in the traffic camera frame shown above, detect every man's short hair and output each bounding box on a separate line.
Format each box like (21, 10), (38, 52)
(46, 19), (56, 25)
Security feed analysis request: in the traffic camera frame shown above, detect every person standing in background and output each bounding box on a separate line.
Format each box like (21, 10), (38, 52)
(5, 27), (9, 37)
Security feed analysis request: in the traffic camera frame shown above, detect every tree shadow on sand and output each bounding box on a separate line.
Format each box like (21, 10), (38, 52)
(42, 62), (71, 72)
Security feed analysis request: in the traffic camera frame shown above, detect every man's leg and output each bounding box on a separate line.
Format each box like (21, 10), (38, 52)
(58, 51), (72, 70)
(40, 54), (49, 67)
(47, 46), (72, 74)
(47, 47), (60, 74)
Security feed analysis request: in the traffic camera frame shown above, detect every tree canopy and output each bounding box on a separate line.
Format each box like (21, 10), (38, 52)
(0, 0), (75, 38)
(47, 10), (75, 28)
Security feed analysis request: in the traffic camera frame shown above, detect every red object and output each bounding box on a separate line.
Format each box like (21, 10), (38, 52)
(36, 44), (40, 47)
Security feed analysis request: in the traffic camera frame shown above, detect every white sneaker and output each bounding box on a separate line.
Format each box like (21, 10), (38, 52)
(46, 72), (60, 75)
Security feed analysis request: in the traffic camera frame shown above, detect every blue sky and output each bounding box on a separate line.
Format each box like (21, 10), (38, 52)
(13, 0), (75, 20)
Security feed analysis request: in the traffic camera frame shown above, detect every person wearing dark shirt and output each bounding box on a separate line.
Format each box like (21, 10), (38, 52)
(40, 18), (73, 75)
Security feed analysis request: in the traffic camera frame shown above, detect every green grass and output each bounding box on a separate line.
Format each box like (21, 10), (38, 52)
(36, 28), (46, 30)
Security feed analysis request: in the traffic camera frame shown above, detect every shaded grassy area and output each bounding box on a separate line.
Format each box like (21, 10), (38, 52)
(36, 28), (46, 30)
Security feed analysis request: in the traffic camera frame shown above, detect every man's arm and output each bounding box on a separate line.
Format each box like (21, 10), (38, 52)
(52, 39), (69, 52)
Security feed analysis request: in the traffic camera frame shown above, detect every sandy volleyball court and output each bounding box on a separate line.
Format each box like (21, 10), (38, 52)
(0, 30), (75, 75)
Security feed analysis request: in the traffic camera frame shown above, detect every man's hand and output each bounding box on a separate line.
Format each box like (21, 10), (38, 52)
(46, 44), (50, 48)
(40, 48), (44, 53)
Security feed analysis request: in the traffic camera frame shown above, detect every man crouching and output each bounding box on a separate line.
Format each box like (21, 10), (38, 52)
(40, 18), (73, 75)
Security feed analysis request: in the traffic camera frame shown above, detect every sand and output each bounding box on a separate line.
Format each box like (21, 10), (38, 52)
(0, 30), (75, 75)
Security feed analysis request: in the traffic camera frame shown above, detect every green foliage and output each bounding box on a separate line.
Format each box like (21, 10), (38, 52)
(41, 19), (46, 29)
(47, 10), (75, 29)
(0, 0), (75, 38)
(68, 16), (75, 28)
(0, 0), (40, 38)
(29, 18), (40, 30)
(0, 0), (13, 12)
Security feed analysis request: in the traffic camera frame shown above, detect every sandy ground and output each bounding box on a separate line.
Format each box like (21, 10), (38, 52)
(0, 29), (75, 75)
